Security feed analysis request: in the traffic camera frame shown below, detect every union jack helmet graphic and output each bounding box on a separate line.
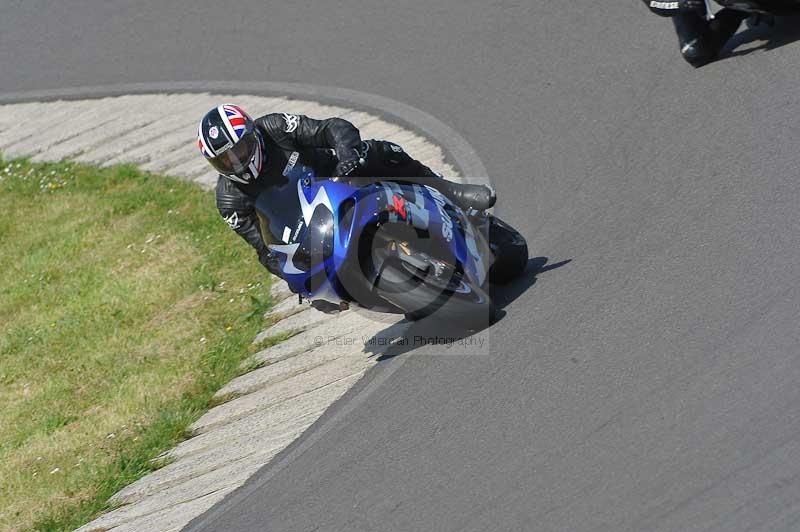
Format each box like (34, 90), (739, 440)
(198, 104), (263, 183)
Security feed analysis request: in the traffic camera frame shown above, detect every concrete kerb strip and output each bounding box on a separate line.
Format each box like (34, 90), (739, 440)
(0, 80), (489, 180)
(0, 82), (486, 532)
(0, 93), (459, 190)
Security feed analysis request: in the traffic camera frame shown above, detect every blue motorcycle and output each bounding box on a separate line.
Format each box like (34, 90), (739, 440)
(255, 164), (527, 326)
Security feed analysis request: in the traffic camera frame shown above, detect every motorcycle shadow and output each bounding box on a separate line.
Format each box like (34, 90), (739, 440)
(721, 15), (800, 60)
(489, 256), (571, 311)
(365, 256), (571, 361)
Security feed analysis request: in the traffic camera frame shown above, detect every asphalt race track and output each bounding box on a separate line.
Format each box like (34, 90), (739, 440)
(4, 2), (800, 530)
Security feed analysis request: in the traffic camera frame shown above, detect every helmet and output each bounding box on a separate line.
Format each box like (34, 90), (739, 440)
(198, 104), (264, 183)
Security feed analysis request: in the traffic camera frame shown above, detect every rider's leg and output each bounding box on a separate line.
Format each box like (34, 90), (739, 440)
(673, 9), (747, 67)
(350, 140), (496, 211)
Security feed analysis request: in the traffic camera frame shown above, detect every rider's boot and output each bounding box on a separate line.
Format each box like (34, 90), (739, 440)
(673, 9), (746, 67)
(444, 181), (497, 211)
(673, 12), (717, 67)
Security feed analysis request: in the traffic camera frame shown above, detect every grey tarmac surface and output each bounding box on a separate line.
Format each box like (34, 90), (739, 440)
(3, 2), (800, 531)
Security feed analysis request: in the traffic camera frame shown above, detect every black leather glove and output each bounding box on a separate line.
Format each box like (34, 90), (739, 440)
(258, 248), (283, 277)
(335, 157), (361, 177)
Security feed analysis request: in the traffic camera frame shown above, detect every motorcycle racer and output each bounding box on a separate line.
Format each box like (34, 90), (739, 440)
(197, 104), (496, 279)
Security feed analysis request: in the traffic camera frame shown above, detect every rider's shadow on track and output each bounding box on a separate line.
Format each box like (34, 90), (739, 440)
(364, 257), (571, 361)
(720, 15), (800, 60)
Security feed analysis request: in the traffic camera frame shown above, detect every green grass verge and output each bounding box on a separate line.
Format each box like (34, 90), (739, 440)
(0, 158), (273, 531)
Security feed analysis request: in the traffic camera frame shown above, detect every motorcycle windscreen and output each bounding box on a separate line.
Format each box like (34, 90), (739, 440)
(254, 179), (304, 247)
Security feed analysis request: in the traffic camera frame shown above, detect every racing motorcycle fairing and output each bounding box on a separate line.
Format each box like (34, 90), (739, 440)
(254, 165), (492, 307)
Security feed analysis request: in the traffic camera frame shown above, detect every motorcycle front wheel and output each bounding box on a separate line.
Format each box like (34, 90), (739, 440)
(375, 260), (496, 328)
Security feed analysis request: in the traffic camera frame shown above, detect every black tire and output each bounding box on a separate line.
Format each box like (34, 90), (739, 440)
(375, 262), (495, 327)
(488, 216), (528, 284)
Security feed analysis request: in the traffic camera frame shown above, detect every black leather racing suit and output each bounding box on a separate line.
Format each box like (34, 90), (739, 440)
(215, 112), (441, 278)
